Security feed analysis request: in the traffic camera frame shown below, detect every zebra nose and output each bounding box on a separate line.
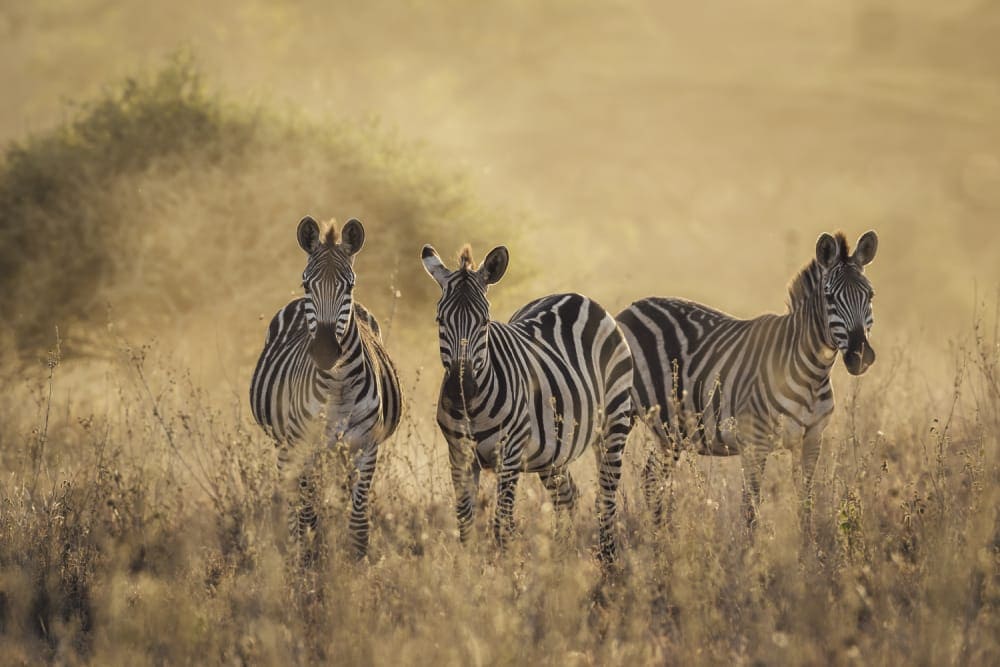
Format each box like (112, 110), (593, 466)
(844, 339), (875, 376)
(862, 342), (876, 369)
(441, 363), (478, 412)
(308, 326), (341, 368)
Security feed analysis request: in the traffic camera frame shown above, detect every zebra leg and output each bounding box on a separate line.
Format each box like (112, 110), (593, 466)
(493, 438), (525, 552)
(292, 465), (321, 566)
(799, 423), (825, 540)
(539, 467), (579, 511)
(739, 431), (772, 533)
(642, 448), (665, 526)
(539, 467), (578, 554)
(347, 444), (378, 559)
(595, 414), (629, 567)
(449, 439), (479, 544)
(641, 408), (681, 529)
(642, 442), (681, 528)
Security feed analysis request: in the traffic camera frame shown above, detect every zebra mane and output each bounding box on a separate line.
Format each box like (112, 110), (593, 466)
(787, 232), (853, 311)
(459, 244), (476, 270)
(323, 222), (339, 247)
(787, 260), (823, 312)
(833, 231), (851, 262)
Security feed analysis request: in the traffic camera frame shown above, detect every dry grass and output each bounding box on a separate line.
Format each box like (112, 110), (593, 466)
(0, 307), (996, 665)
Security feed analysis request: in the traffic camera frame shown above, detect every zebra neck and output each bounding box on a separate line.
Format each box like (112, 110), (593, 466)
(328, 311), (365, 379)
(789, 290), (837, 371)
(788, 262), (837, 369)
(454, 327), (507, 411)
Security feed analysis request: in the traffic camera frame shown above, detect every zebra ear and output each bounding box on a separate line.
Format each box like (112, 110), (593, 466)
(297, 216), (321, 253)
(815, 233), (840, 270)
(479, 246), (509, 285)
(340, 218), (366, 256)
(421, 245), (450, 286)
(852, 230), (878, 266)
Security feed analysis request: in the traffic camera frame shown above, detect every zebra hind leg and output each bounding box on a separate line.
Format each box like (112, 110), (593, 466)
(595, 412), (629, 569)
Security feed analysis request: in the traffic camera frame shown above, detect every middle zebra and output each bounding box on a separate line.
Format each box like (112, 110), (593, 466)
(421, 244), (633, 565)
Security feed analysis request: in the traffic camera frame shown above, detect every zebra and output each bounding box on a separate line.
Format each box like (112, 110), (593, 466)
(616, 230), (878, 531)
(421, 243), (633, 565)
(250, 216), (401, 559)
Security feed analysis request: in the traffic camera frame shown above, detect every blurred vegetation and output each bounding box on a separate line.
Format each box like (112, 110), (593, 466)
(0, 53), (248, 349)
(0, 52), (510, 359)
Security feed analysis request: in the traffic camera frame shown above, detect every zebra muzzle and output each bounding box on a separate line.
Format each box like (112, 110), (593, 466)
(442, 362), (478, 412)
(844, 333), (875, 376)
(308, 325), (342, 369)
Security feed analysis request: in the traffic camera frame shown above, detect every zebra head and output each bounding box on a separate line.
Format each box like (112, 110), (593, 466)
(421, 243), (509, 406)
(296, 216), (365, 369)
(815, 230), (878, 376)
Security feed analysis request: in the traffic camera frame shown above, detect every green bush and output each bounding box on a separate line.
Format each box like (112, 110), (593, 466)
(0, 52), (511, 359)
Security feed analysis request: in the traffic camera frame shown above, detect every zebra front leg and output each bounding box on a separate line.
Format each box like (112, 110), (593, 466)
(739, 439), (771, 534)
(540, 467), (578, 555)
(493, 437), (524, 552)
(292, 464), (321, 567)
(799, 423), (825, 541)
(449, 438), (479, 544)
(539, 467), (579, 511)
(643, 445), (678, 529)
(347, 444), (378, 559)
(641, 408), (680, 529)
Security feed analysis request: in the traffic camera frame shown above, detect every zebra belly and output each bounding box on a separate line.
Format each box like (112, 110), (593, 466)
(672, 397), (831, 457)
(442, 400), (597, 473)
(467, 426), (594, 472)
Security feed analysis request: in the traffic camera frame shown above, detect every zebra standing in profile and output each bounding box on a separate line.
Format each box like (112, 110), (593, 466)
(617, 231), (878, 530)
(421, 243), (633, 566)
(250, 216), (401, 559)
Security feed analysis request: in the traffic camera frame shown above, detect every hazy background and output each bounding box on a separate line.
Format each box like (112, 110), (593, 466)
(2, 0), (999, 397)
(1, 4), (999, 662)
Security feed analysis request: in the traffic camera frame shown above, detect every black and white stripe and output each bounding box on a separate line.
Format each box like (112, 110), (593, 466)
(250, 216), (401, 558)
(617, 231), (878, 528)
(421, 244), (633, 565)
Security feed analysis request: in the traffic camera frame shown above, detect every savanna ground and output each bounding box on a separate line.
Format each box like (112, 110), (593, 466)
(1, 2), (999, 664)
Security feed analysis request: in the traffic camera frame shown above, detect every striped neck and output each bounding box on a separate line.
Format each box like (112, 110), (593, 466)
(787, 260), (838, 366)
(326, 306), (363, 378)
(448, 325), (500, 419)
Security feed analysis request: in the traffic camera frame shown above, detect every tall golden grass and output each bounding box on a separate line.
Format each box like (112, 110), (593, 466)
(0, 299), (997, 664)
